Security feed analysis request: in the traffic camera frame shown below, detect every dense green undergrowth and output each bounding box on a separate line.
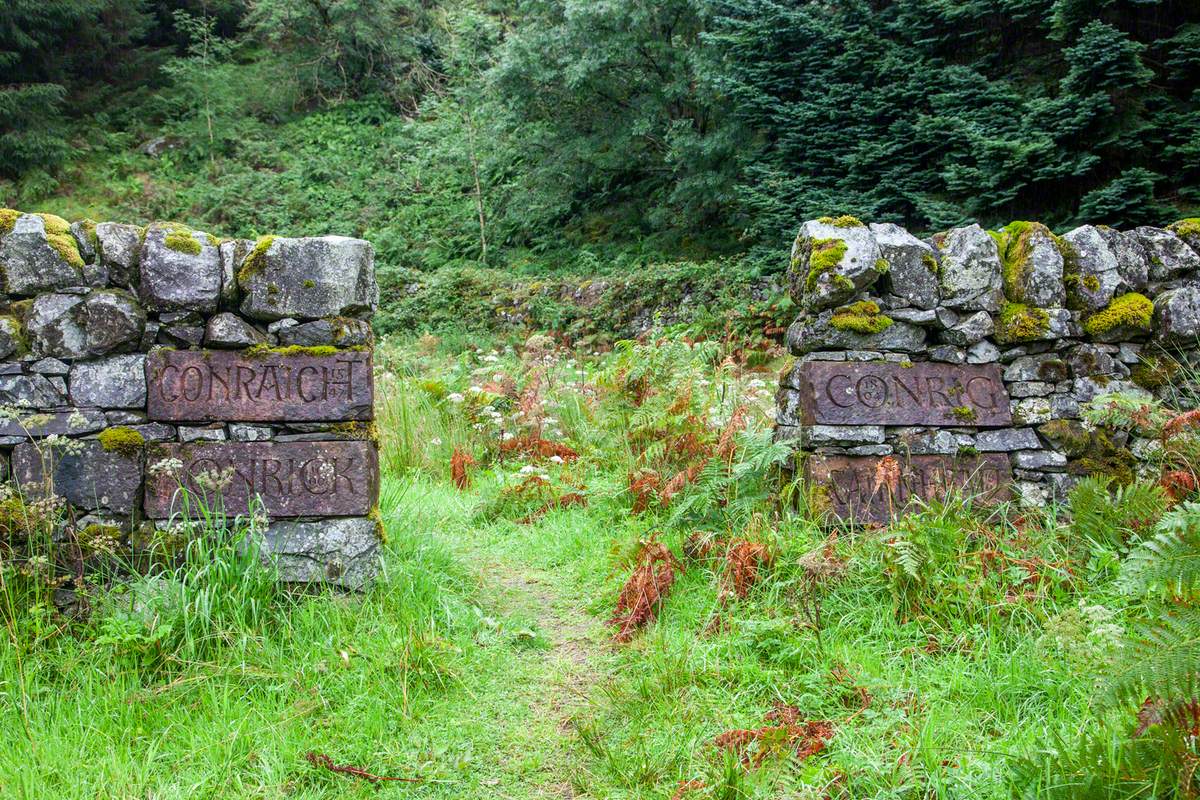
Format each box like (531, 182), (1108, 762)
(4, 331), (1198, 798)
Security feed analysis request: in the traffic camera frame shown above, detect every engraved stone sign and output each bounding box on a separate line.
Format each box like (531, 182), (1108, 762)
(795, 362), (1012, 427)
(805, 453), (1013, 524)
(146, 349), (373, 423)
(143, 441), (378, 518)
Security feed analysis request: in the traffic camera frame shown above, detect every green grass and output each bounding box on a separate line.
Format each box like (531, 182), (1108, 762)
(0, 333), (1187, 799)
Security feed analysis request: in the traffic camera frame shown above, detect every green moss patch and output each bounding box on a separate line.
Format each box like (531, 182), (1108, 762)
(97, 426), (145, 458)
(237, 235), (276, 287)
(804, 238), (848, 292)
(816, 215), (865, 228)
(1037, 419), (1091, 458)
(995, 221), (1061, 303)
(35, 213), (85, 271)
(830, 300), (893, 335)
(1168, 217), (1200, 242)
(1130, 353), (1181, 390)
(0, 208), (21, 237)
(243, 343), (346, 358)
(164, 230), (202, 256)
(995, 302), (1049, 343)
(1082, 292), (1153, 337)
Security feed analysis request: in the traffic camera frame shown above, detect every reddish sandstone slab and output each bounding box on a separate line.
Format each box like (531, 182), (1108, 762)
(145, 349), (373, 423)
(805, 453), (1012, 524)
(143, 441), (378, 518)
(796, 361), (1012, 427)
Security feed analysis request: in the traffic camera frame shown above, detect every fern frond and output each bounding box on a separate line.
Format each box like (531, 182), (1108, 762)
(1109, 606), (1200, 708)
(1120, 501), (1200, 595)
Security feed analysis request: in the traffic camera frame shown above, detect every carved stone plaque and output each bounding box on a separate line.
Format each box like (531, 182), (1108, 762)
(146, 350), (373, 423)
(796, 361), (1012, 427)
(805, 453), (1012, 524)
(143, 441), (378, 518)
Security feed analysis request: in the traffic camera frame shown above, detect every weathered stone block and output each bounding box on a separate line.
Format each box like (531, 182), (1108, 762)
(934, 224), (1004, 312)
(871, 222), (939, 309)
(95, 222), (142, 289)
(1153, 285), (1200, 346)
(793, 361), (1011, 426)
(204, 312), (266, 349)
(787, 311), (926, 355)
(0, 373), (65, 407)
(1133, 226), (1200, 282)
(143, 440), (379, 518)
(806, 453), (1012, 523)
(26, 293), (88, 359)
(788, 219), (883, 311)
(258, 517), (380, 590)
(69, 354), (147, 408)
(239, 236), (377, 321)
(146, 349), (373, 423)
(975, 427), (1040, 452)
(1, 213), (85, 296)
(139, 222), (222, 313)
(0, 316), (22, 360)
(277, 318), (373, 348)
(0, 408), (105, 439)
(83, 289), (145, 355)
(13, 440), (142, 514)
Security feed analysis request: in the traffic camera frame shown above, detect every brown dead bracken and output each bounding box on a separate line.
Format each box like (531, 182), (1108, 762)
(722, 540), (773, 600)
(610, 539), (682, 642)
(304, 751), (422, 784)
(450, 448), (475, 490)
(713, 704), (833, 768)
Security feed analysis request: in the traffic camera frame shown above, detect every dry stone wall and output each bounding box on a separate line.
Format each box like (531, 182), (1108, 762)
(776, 215), (1200, 522)
(0, 210), (380, 588)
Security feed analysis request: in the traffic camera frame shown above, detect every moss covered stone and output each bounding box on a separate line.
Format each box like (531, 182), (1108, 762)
(830, 300), (893, 334)
(1037, 419), (1091, 458)
(1129, 353), (1181, 391)
(804, 238), (848, 292)
(35, 212), (85, 270)
(0, 208), (21, 237)
(97, 426), (146, 458)
(1082, 292), (1153, 337)
(995, 302), (1050, 343)
(237, 235), (276, 287)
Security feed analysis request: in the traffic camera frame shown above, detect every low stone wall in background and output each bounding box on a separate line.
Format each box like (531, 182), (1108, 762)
(776, 215), (1200, 522)
(0, 209), (380, 588)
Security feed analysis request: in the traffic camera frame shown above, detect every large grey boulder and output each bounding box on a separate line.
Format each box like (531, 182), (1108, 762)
(276, 317), (373, 348)
(1, 213), (85, 296)
(139, 222), (222, 313)
(788, 219), (882, 312)
(83, 290), (145, 355)
(13, 440), (142, 514)
(786, 310), (926, 354)
(26, 293), (88, 359)
(1153, 285), (1200, 346)
(1062, 225), (1148, 311)
(204, 312), (266, 348)
(934, 224), (1004, 312)
(0, 373), (65, 407)
(259, 517), (380, 590)
(1003, 223), (1065, 307)
(68, 354), (147, 408)
(1132, 226), (1200, 282)
(95, 222), (143, 290)
(871, 222), (939, 309)
(239, 236), (377, 321)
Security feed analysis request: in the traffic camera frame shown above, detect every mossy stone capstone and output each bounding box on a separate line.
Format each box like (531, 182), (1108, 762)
(238, 235), (378, 322)
(789, 219), (884, 312)
(1061, 224), (1148, 312)
(871, 222), (939, 309)
(934, 223), (1004, 313)
(139, 221), (222, 313)
(0, 212), (85, 296)
(997, 221), (1065, 307)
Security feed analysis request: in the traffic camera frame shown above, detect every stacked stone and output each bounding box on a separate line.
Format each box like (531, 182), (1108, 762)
(776, 215), (1200, 509)
(0, 210), (380, 587)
